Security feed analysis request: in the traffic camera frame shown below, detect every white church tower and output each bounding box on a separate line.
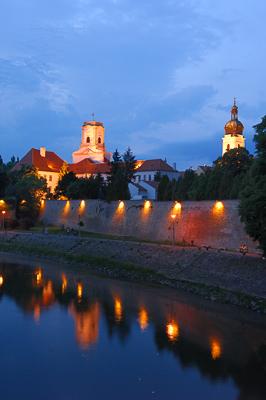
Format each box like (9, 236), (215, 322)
(222, 99), (245, 156)
(72, 119), (111, 164)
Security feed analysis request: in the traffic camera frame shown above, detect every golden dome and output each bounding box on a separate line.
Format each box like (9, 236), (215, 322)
(224, 99), (244, 135)
(224, 119), (244, 135)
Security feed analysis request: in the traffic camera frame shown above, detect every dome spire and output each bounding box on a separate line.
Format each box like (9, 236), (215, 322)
(231, 98), (238, 120)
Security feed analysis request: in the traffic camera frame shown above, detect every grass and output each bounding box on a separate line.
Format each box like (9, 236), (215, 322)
(28, 225), (191, 247)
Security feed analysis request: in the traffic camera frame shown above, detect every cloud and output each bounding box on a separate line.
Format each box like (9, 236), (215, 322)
(0, 0), (265, 168)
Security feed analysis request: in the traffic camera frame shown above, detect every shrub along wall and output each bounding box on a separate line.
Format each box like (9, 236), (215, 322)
(40, 199), (259, 254)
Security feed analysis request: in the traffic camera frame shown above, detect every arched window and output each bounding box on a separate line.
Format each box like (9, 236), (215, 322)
(86, 137), (90, 143)
(227, 144), (230, 151)
(98, 137), (101, 144)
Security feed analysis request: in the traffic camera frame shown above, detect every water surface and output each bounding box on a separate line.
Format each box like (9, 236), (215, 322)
(0, 257), (266, 400)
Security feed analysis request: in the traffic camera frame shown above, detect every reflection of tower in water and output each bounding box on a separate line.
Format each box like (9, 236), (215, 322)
(69, 302), (100, 350)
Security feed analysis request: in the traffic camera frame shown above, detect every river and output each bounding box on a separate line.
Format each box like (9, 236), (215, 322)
(0, 255), (265, 400)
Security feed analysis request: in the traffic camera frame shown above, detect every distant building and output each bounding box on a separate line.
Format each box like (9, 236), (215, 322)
(72, 121), (112, 164)
(16, 119), (180, 199)
(222, 99), (245, 156)
(14, 147), (65, 193)
(130, 159), (181, 200)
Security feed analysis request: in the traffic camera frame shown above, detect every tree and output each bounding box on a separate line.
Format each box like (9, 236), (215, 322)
(6, 166), (47, 228)
(54, 172), (78, 198)
(107, 148), (136, 200)
(239, 116), (266, 255)
(66, 175), (104, 199)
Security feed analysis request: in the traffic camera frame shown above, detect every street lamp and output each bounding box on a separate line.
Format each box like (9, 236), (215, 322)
(1, 210), (6, 231)
(170, 214), (178, 246)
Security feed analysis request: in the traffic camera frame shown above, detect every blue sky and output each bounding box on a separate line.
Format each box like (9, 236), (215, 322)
(0, 0), (265, 169)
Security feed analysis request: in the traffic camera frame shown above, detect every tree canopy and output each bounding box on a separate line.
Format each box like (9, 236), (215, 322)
(239, 116), (266, 255)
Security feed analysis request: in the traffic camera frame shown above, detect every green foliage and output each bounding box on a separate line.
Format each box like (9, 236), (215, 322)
(157, 148), (253, 201)
(54, 172), (78, 198)
(240, 116), (266, 255)
(107, 148), (136, 200)
(6, 166), (47, 228)
(66, 174), (105, 200)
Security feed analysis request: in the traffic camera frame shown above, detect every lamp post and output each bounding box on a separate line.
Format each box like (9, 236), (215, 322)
(1, 210), (6, 231)
(170, 214), (178, 246)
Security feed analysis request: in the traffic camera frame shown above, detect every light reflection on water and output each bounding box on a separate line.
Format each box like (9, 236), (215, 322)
(0, 260), (266, 400)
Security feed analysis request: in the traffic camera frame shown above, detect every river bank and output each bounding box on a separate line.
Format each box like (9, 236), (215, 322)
(0, 231), (266, 314)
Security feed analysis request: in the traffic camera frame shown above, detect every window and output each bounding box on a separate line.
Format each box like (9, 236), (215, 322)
(149, 175), (151, 181)
(98, 137), (101, 144)
(86, 137), (90, 143)
(49, 175), (52, 182)
(144, 175), (146, 181)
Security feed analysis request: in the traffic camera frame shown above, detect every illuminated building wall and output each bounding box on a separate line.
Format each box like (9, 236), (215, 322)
(40, 199), (258, 254)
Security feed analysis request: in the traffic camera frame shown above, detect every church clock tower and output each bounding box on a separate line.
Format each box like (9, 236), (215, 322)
(222, 99), (245, 156)
(72, 120), (111, 164)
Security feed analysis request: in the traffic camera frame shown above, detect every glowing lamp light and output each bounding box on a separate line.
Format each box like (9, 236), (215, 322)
(166, 321), (179, 342)
(214, 201), (224, 211)
(170, 214), (177, 220)
(35, 269), (42, 285)
(114, 297), (123, 322)
(0, 200), (5, 205)
(41, 199), (45, 207)
(1, 210), (6, 215)
(174, 202), (182, 212)
(0, 275), (4, 286)
(62, 274), (68, 294)
(80, 200), (85, 208)
(210, 339), (222, 360)
(21, 200), (27, 205)
(77, 283), (83, 299)
(138, 308), (149, 331)
(118, 200), (125, 210)
(144, 200), (152, 210)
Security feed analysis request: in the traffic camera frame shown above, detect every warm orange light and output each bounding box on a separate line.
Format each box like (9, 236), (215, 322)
(42, 280), (55, 306)
(1, 210), (6, 215)
(77, 283), (83, 300)
(138, 307), (149, 331)
(210, 339), (222, 360)
(80, 200), (85, 209)
(62, 274), (68, 294)
(21, 200), (27, 205)
(166, 321), (179, 342)
(63, 200), (70, 217)
(215, 201), (224, 211)
(114, 297), (123, 322)
(35, 269), (42, 285)
(144, 200), (151, 210)
(118, 200), (125, 210)
(174, 202), (182, 212)
(41, 199), (45, 207)
(0, 275), (3, 286)
(170, 214), (177, 220)
(0, 200), (5, 205)
(33, 304), (41, 322)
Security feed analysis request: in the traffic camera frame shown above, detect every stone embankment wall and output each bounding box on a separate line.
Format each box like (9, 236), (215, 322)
(40, 199), (258, 254)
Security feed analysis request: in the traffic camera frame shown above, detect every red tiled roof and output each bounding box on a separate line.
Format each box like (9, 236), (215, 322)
(15, 148), (65, 172)
(136, 159), (174, 172)
(83, 121), (104, 127)
(69, 158), (111, 174)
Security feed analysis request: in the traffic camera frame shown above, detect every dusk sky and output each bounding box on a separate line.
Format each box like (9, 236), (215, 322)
(0, 0), (265, 169)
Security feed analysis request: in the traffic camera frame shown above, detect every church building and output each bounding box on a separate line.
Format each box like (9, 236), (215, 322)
(222, 99), (245, 155)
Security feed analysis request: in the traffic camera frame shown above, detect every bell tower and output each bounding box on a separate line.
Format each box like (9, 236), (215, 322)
(222, 99), (245, 156)
(72, 120), (111, 164)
